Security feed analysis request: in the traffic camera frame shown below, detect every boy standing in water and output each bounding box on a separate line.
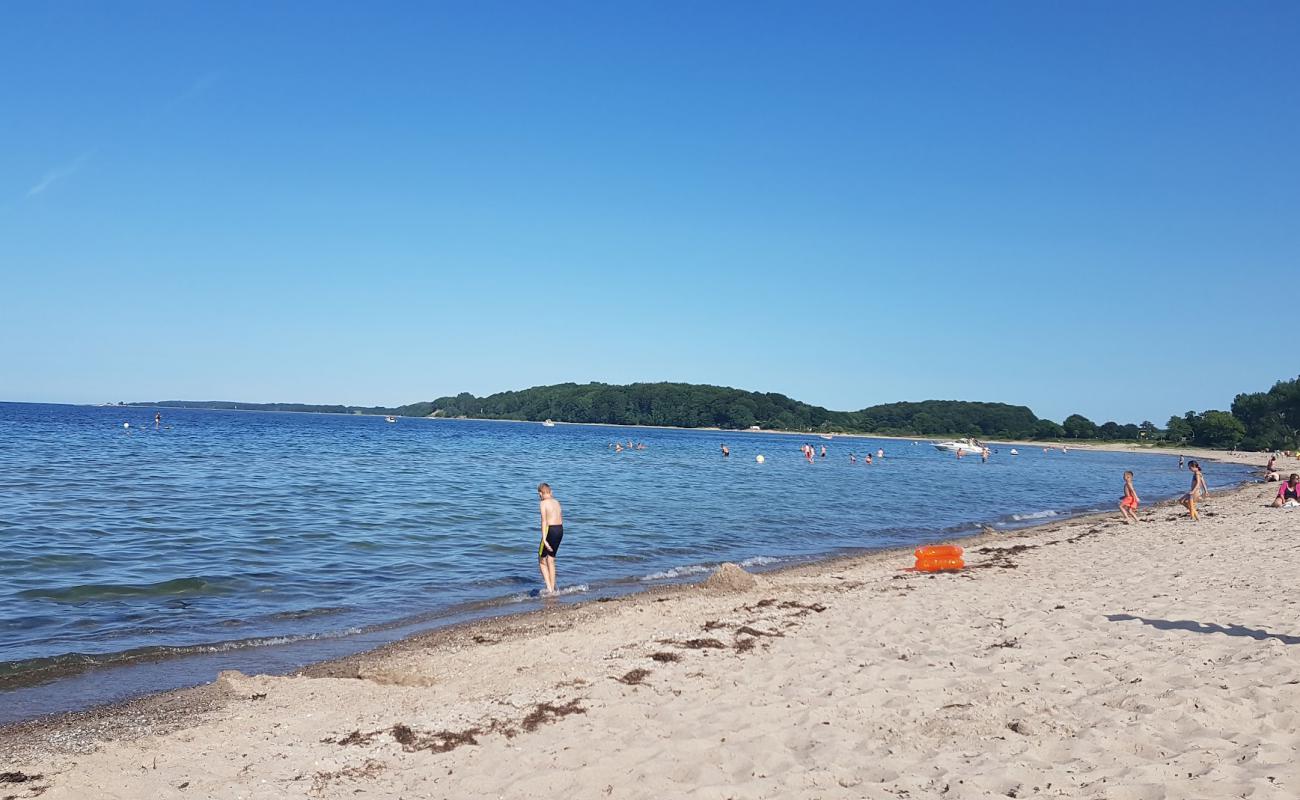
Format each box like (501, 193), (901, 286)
(1119, 471), (1140, 524)
(536, 483), (564, 595)
(1180, 461), (1208, 521)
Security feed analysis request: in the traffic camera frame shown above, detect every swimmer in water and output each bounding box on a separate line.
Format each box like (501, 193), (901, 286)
(865, 454), (873, 465)
(820, 444), (827, 458)
(536, 483), (564, 595)
(1179, 455), (1185, 470)
(155, 412), (162, 426)
(850, 452), (857, 464)
(1179, 461), (1207, 521)
(1119, 470), (1140, 524)
(721, 444), (730, 457)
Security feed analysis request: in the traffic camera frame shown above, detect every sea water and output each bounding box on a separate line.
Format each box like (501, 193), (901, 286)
(0, 402), (1254, 723)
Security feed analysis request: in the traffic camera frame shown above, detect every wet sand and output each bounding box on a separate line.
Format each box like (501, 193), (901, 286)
(3, 449), (1297, 799)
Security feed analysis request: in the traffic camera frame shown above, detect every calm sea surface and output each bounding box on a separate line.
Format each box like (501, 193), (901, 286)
(0, 402), (1254, 723)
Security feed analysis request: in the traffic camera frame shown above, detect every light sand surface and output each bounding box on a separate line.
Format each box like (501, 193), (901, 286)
(4, 451), (1298, 799)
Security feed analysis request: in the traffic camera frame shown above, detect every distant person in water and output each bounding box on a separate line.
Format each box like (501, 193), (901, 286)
(1119, 470), (1140, 524)
(154, 412), (161, 426)
(865, 454), (873, 465)
(721, 443), (730, 457)
(1271, 474), (1300, 508)
(1179, 455), (1185, 470)
(536, 483), (564, 595)
(876, 448), (884, 459)
(849, 452), (857, 464)
(1180, 461), (1207, 521)
(820, 444), (827, 458)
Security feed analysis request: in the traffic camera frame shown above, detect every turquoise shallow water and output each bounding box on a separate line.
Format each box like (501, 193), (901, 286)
(0, 402), (1253, 723)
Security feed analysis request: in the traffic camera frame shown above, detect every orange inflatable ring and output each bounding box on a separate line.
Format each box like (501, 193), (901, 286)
(915, 545), (964, 560)
(915, 557), (965, 572)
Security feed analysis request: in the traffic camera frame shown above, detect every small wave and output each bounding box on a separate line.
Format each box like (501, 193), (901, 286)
(0, 628), (362, 691)
(267, 606), (350, 621)
(738, 556), (781, 568)
(17, 576), (238, 603)
(500, 584), (592, 603)
(640, 564), (712, 581)
(1009, 510), (1058, 522)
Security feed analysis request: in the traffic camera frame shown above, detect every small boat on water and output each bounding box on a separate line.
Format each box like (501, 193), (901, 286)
(385, 416), (397, 423)
(933, 438), (985, 455)
(542, 419), (556, 427)
(1009, 448), (1019, 455)
(819, 434), (833, 440)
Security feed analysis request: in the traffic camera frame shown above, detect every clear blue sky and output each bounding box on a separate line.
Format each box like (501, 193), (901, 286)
(2, 2), (1296, 424)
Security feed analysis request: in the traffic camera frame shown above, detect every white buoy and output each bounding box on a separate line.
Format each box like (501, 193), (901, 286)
(123, 422), (130, 429)
(755, 454), (765, 464)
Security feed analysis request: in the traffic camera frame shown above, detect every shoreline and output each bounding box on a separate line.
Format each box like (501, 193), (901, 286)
(0, 447), (1259, 724)
(7, 453), (1297, 798)
(1, 449), (1269, 750)
(6, 460), (1296, 797)
(0, 499), (1161, 752)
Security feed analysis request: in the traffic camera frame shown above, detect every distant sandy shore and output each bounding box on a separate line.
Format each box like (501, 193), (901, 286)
(4, 449), (1297, 799)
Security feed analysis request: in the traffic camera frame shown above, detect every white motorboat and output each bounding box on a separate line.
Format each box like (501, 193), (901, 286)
(933, 438), (985, 455)
(385, 416), (397, 423)
(542, 419), (556, 427)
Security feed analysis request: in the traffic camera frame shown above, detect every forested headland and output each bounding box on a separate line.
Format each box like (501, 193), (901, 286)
(401, 384), (1043, 438)
(132, 375), (1300, 450)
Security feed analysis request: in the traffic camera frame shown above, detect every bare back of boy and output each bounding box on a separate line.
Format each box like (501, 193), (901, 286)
(536, 483), (564, 595)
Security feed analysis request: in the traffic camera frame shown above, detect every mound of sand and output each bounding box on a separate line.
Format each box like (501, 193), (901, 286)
(701, 562), (757, 592)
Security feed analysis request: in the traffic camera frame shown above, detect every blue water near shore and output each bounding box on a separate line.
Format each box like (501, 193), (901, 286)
(0, 402), (1254, 723)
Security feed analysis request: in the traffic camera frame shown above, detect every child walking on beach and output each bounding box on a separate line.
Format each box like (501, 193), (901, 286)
(1179, 461), (1207, 521)
(1119, 471), (1140, 524)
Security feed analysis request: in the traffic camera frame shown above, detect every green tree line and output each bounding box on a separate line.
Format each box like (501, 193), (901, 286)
(1163, 375), (1300, 451)
(135, 375), (1300, 450)
(412, 382), (1048, 438)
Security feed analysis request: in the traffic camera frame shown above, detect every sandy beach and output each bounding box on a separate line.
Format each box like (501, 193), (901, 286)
(3, 449), (1297, 799)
